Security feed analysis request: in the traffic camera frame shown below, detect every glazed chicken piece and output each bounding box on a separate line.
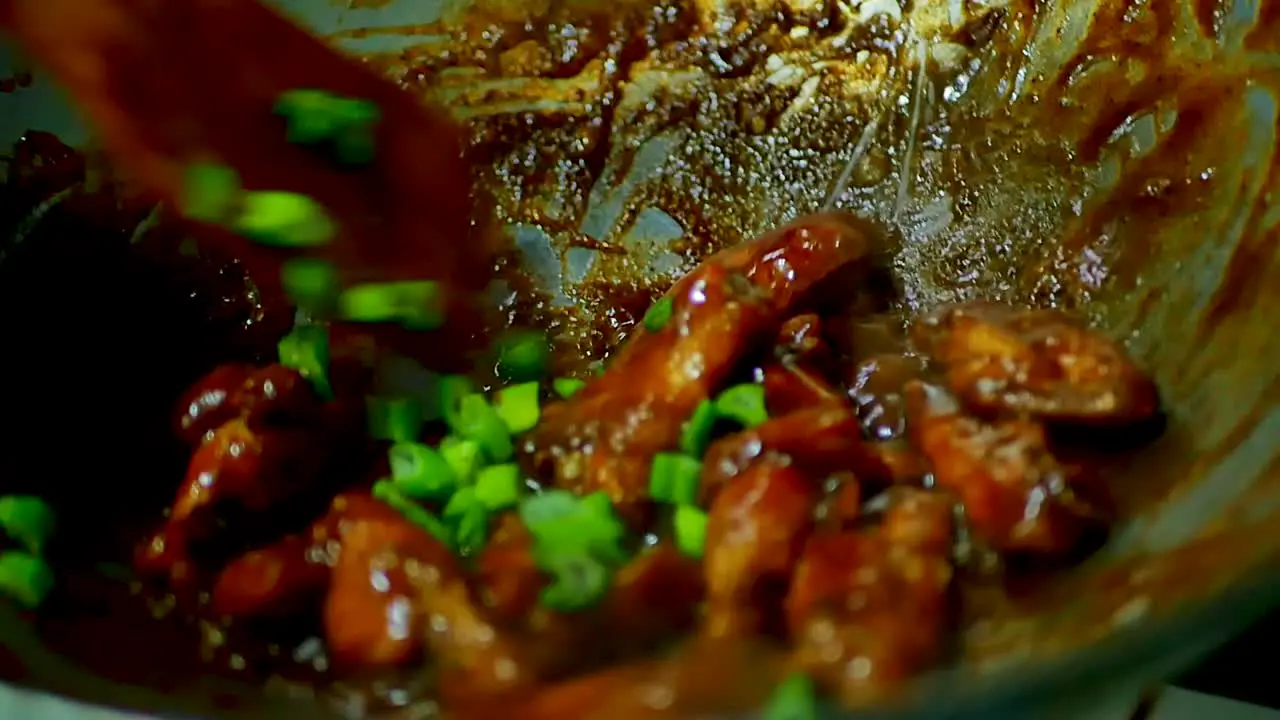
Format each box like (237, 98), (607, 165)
(760, 361), (845, 416)
(773, 313), (837, 373)
(703, 461), (818, 638)
(912, 302), (1161, 426)
(138, 369), (368, 587)
(786, 489), (955, 703)
(210, 493), (399, 620)
(323, 504), (464, 669)
(174, 363), (322, 445)
(522, 212), (882, 525)
(906, 381), (1109, 556)
(700, 404), (928, 504)
(847, 352), (929, 441)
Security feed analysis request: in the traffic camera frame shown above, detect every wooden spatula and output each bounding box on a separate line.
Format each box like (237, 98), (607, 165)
(0, 0), (494, 372)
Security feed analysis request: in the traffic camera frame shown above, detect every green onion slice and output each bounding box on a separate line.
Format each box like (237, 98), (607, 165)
(649, 453), (702, 506)
(762, 672), (819, 720)
(388, 443), (457, 501)
(453, 503), (489, 557)
(496, 332), (550, 383)
(338, 280), (445, 331)
(438, 436), (483, 484)
(181, 162), (242, 223)
(456, 394), (514, 463)
(277, 325), (333, 399)
(714, 383), (769, 428)
(443, 486), (477, 519)
(281, 258), (340, 318)
(553, 377), (586, 400)
(0, 551), (54, 609)
(439, 375), (476, 433)
(536, 549), (610, 613)
(366, 396), (424, 443)
(333, 124), (377, 166)
(234, 191), (335, 248)
(0, 496), (54, 555)
(274, 89), (380, 152)
(372, 480), (452, 546)
(674, 505), (708, 559)
(642, 296), (674, 332)
(679, 399), (717, 458)
(520, 491), (627, 565)
(473, 464), (523, 512)
(494, 382), (541, 434)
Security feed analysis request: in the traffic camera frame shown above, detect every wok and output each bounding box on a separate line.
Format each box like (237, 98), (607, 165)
(0, 0), (1277, 717)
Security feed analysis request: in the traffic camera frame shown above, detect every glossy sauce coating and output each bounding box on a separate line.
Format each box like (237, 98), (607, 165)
(95, 205), (1159, 718)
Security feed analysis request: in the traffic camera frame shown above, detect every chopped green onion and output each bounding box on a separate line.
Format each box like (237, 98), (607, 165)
(438, 436), (483, 483)
(518, 490), (583, 527)
(457, 394), (514, 463)
(453, 503), (489, 557)
(388, 443), (457, 501)
(494, 382), (541, 434)
(578, 491), (617, 523)
(536, 549), (610, 612)
(277, 325), (332, 399)
(0, 551), (54, 609)
(281, 259), (340, 318)
(762, 672), (819, 720)
(338, 280), (445, 331)
(0, 496), (54, 555)
(496, 331), (550, 382)
(233, 191), (335, 248)
(274, 89), (380, 163)
(673, 505), (708, 559)
(643, 296), (674, 332)
(679, 399), (717, 458)
(518, 491), (628, 612)
(181, 163), (241, 223)
(520, 491), (627, 565)
(648, 453), (702, 506)
(333, 123), (377, 166)
(553, 377), (586, 399)
(439, 375), (476, 432)
(443, 486), (477, 519)
(714, 383), (769, 428)
(366, 396), (424, 443)
(372, 480), (451, 546)
(473, 464), (523, 511)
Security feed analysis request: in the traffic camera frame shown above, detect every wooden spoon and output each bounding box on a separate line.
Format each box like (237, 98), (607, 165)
(0, 0), (495, 372)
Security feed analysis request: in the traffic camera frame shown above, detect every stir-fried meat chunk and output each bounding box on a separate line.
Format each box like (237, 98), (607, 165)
(522, 212), (882, 524)
(847, 352), (928, 441)
(323, 508), (457, 669)
(137, 365), (367, 587)
(787, 489), (955, 702)
(913, 302), (1161, 426)
(700, 405), (927, 503)
(907, 381), (1108, 556)
(210, 493), (397, 621)
(704, 461), (818, 637)
(760, 361), (845, 416)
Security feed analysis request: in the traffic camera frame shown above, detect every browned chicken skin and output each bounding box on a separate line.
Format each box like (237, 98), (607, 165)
(907, 381), (1109, 556)
(913, 302), (1161, 426)
(787, 489), (955, 702)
